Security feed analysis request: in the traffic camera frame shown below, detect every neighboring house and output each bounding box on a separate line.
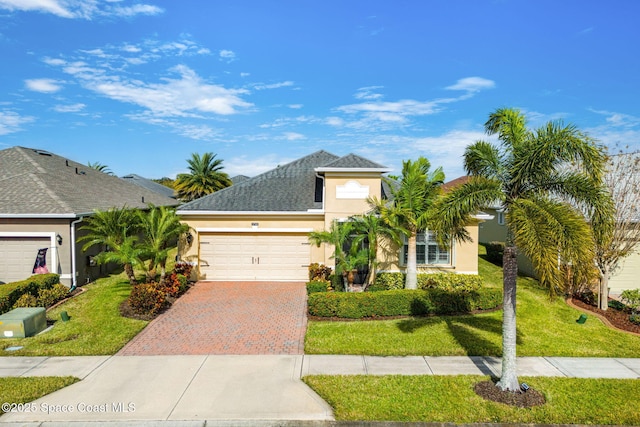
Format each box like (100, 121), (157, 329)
(121, 173), (176, 199)
(0, 146), (178, 287)
(479, 206), (640, 294)
(177, 151), (489, 282)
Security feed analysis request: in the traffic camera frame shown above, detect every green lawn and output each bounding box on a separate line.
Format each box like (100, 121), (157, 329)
(304, 375), (640, 425)
(0, 272), (148, 356)
(0, 376), (79, 414)
(305, 249), (640, 356)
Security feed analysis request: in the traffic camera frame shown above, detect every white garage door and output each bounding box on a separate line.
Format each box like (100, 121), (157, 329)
(0, 237), (51, 284)
(199, 233), (310, 281)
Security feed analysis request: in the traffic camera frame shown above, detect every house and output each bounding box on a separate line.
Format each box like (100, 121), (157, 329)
(121, 173), (176, 199)
(177, 151), (487, 282)
(0, 146), (178, 287)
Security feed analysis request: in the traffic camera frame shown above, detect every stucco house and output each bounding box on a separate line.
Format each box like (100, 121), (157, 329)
(178, 150), (487, 282)
(479, 206), (640, 295)
(0, 146), (178, 287)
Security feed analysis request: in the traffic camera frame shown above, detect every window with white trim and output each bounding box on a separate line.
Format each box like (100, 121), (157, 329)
(402, 231), (451, 265)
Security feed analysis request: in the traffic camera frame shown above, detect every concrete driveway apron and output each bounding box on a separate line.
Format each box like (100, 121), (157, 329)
(118, 281), (308, 355)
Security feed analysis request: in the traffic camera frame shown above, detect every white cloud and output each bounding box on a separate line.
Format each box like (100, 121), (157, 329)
(25, 78), (63, 93)
(253, 81), (295, 90)
(354, 86), (384, 100)
(288, 104), (303, 109)
(0, 0), (163, 19)
(219, 49), (236, 62)
(0, 0), (73, 18)
(283, 132), (305, 141)
(445, 77), (495, 93)
(0, 110), (34, 135)
(589, 109), (640, 128)
(53, 103), (85, 113)
(47, 58), (253, 117)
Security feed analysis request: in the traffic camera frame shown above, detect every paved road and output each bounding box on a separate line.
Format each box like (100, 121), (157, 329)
(118, 281), (308, 355)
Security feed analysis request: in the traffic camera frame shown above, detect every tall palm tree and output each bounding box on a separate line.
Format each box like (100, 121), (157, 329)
(380, 157), (445, 289)
(436, 107), (611, 392)
(78, 207), (143, 286)
(137, 205), (190, 284)
(174, 152), (232, 201)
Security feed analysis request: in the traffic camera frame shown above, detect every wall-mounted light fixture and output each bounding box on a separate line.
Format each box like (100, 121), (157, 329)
(186, 233), (193, 245)
(56, 234), (63, 245)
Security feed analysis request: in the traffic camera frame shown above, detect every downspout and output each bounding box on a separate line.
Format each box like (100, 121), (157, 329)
(69, 216), (84, 292)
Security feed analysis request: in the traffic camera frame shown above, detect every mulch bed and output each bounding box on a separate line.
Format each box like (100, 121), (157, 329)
(474, 380), (546, 408)
(570, 297), (640, 335)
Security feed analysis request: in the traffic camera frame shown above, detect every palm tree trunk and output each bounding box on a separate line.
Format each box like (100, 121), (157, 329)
(405, 231), (418, 289)
(124, 263), (138, 286)
(598, 267), (610, 311)
(496, 242), (520, 392)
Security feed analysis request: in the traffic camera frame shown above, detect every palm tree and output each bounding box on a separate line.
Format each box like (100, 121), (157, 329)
(93, 235), (145, 286)
(309, 221), (358, 290)
(174, 152), (232, 202)
(78, 207), (143, 286)
(436, 107), (610, 392)
(137, 205), (190, 284)
(87, 162), (114, 175)
(380, 157), (445, 289)
(351, 211), (403, 289)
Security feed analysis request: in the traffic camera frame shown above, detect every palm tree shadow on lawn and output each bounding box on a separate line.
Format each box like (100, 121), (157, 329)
(396, 313), (523, 356)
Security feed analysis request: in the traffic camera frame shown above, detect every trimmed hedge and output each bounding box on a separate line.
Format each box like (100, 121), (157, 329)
(307, 288), (502, 319)
(307, 280), (331, 295)
(485, 242), (505, 264)
(374, 272), (484, 292)
(0, 274), (60, 314)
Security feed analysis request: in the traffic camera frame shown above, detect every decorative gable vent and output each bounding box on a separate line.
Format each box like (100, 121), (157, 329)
(336, 180), (369, 199)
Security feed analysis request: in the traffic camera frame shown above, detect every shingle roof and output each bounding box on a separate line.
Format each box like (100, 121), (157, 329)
(230, 175), (251, 184)
(315, 153), (390, 171)
(0, 147), (178, 216)
(121, 174), (176, 199)
(178, 150), (391, 213)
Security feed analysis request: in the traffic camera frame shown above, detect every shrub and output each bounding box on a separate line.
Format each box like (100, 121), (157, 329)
(128, 283), (167, 315)
(330, 273), (345, 292)
(630, 314), (640, 325)
(0, 274), (61, 314)
(37, 284), (70, 307)
(307, 280), (331, 295)
(162, 273), (190, 298)
(374, 272), (483, 292)
(307, 288), (502, 318)
(417, 273), (483, 292)
(13, 293), (38, 308)
(374, 272), (405, 290)
(173, 262), (193, 279)
(309, 263), (333, 281)
(620, 289), (640, 314)
(485, 242), (505, 264)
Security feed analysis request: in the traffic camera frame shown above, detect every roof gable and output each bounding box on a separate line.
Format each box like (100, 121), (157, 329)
(0, 146), (178, 216)
(179, 150), (340, 212)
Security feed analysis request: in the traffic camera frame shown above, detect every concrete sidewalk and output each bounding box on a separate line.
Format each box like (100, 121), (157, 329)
(1, 355), (639, 424)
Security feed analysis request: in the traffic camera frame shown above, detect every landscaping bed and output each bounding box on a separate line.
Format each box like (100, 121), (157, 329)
(570, 296), (640, 335)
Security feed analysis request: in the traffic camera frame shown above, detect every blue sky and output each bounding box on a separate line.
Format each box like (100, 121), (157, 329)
(1, 0), (639, 180)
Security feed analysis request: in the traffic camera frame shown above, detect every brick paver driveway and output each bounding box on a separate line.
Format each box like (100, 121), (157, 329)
(118, 281), (307, 355)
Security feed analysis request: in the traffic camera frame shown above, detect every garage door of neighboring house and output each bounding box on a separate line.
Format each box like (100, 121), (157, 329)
(199, 233), (311, 281)
(0, 237), (52, 284)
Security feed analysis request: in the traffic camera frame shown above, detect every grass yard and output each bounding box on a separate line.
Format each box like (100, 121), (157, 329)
(304, 375), (640, 425)
(0, 272), (148, 356)
(0, 376), (79, 414)
(305, 248), (640, 356)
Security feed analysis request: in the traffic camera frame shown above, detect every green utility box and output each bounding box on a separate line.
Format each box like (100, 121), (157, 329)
(0, 307), (47, 338)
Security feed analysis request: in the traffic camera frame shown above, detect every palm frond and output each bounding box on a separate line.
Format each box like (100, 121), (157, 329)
(509, 198), (595, 296)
